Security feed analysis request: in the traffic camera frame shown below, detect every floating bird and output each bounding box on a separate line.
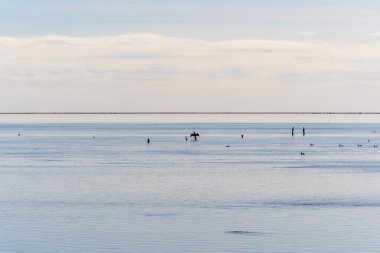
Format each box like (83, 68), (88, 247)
(339, 144), (344, 147)
(18, 133), (20, 136)
(358, 144), (363, 147)
(241, 135), (244, 138)
(147, 138), (150, 144)
(300, 152), (305, 156)
(226, 145), (230, 148)
(310, 143), (314, 146)
(374, 145), (378, 148)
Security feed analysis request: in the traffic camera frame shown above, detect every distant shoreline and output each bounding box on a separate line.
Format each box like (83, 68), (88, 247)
(0, 112), (379, 115)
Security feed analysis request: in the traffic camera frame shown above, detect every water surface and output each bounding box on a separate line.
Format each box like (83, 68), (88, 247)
(0, 115), (380, 252)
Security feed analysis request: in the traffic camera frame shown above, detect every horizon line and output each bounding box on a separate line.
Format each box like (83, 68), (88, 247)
(0, 112), (379, 115)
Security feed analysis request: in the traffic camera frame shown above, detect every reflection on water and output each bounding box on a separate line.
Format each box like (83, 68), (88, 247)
(0, 117), (379, 252)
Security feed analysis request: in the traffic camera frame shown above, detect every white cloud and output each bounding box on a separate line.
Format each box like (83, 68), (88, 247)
(1, 34), (380, 112)
(297, 31), (320, 36)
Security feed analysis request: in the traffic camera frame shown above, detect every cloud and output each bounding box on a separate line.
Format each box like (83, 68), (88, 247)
(1, 34), (380, 112)
(297, 31), (320, 36)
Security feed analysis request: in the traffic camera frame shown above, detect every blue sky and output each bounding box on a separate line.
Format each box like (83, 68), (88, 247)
(1, 1), (380, 112)
(2, 0), (380, 42)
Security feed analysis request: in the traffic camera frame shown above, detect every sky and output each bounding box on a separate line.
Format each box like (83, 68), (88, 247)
(1, 0), (380, 112)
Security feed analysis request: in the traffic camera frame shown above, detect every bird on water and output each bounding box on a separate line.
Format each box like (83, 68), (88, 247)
(190, 132), (200, 141)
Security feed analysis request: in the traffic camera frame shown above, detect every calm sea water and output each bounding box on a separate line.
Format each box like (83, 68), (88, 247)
(0, 115), (380, 252)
